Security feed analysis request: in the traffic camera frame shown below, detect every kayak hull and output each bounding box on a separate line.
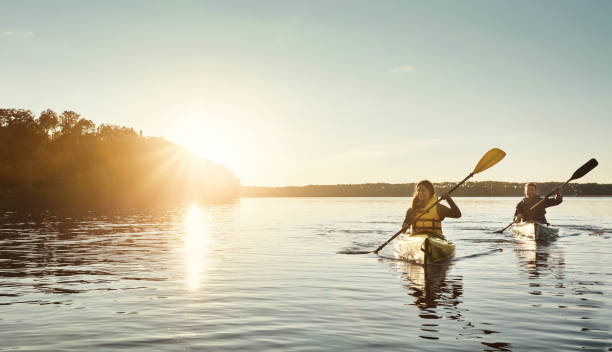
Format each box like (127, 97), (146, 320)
(394, 232), (455, 265)
(511, 222), (559, 242)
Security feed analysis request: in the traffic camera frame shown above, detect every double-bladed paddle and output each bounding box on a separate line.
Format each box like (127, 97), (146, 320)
(339, 148), (506, 255)
(495, 158), (599, 234)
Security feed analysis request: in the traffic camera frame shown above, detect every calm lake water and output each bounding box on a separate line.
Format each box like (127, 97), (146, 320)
(1, 197), (611, 351)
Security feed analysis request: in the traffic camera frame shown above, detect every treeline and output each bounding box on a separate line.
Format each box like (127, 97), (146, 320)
(0, 108), (239, 209)
(241, 181), (612, 198)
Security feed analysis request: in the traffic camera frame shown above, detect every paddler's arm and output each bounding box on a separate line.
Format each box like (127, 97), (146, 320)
(401, 208), (415, 233)
(438, 193), (461, 219)
(544, 187), (563, 207)
(514, 201), (524, 222)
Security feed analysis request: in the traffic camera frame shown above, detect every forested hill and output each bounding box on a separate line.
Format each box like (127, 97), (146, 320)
(0, 108), (239, 209)
(242, 182), (612, 198)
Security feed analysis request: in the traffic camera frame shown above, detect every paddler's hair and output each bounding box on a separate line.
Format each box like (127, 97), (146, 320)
(412, 180), (435, 210)
(525, 182), (537, 190)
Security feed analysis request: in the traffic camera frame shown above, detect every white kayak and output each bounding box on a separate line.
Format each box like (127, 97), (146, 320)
(511, 221), (559, 242)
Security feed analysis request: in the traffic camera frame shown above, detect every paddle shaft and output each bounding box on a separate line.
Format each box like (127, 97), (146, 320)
(528, 179), (569, 211)
(373, 172), (474, 254)
(529, 158), (598, 211)
(496, 221), (514, 234)
(495, 181), (566, 233)
(496, 158), (598, 233)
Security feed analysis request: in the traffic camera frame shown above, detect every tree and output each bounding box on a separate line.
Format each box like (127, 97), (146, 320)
(0, 109), (35, 128)
(75, 118), (96, 135)
(59, 110), (81, 135)
(37, 109), (59, 137)
(1, 107), (241, 209)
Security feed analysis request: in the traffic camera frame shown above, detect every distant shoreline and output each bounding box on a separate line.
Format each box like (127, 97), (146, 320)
(239, 194), (612, 198)
(241, 182), (612, 198)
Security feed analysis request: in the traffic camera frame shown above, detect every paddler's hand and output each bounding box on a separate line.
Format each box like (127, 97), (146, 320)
(553, 187), (562, 197)
(440, 192), (451, 201)
(514, 214), (522, 223)
(400, 224), (409, 234)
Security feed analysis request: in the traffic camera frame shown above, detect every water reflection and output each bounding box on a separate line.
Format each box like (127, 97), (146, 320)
(389, 258), (515, 348)
(513, 236), (564, 282)
(397, 261), (460, 312)
(511, 232), (612, 348)
(184, 205), (211, 290)
(390, 260), (464, 340)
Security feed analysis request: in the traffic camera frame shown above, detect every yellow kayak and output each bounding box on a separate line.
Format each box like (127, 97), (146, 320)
(394, 232), (456, 264)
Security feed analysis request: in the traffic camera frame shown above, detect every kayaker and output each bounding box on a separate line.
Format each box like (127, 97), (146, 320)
(400, 180), (461, 238)
(514, 182), (562, 224)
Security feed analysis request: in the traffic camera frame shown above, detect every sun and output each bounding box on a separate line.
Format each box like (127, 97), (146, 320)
(183, 136), (232, 166)
(167, 120), (236, 167)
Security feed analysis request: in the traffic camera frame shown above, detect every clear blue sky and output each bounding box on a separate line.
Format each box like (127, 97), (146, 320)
(1, 1), (610, 186)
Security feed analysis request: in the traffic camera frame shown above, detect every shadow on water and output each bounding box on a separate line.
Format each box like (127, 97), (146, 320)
(558, 224), (612, 237)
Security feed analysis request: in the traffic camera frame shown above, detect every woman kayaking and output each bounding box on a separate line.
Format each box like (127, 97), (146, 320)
(400, 180), (462, 237)
(514, 182), (562, 224)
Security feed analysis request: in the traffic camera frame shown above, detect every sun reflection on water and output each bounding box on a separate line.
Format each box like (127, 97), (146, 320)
(185, 204), (210, 289)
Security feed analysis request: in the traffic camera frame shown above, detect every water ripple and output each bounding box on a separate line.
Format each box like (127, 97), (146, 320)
(1, 198), (612, 351)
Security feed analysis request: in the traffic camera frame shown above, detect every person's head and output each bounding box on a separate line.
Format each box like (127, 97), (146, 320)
(524, 182), (537, 198)
(412, 180), (435, 209)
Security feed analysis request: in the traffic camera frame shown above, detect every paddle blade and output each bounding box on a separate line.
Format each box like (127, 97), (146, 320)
(337, 250), (372, 255)
(570, 158), (598, 181)
(473, 148), (506, 174)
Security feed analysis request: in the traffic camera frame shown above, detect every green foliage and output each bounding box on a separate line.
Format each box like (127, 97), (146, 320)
(0, 108), (240, 210)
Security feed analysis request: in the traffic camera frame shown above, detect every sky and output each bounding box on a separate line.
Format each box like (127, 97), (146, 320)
(1, 0), (611, 186)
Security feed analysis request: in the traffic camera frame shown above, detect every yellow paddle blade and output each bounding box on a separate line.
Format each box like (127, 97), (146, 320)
(473, 148), (506, 174)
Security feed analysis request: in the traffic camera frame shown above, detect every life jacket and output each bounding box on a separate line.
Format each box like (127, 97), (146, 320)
(518, 196), (548, 223)
(411, 195), (443, 236)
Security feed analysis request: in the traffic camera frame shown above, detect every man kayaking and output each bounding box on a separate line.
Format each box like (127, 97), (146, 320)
(400, 180), (461, 238)
(514, 182), (563, 224)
